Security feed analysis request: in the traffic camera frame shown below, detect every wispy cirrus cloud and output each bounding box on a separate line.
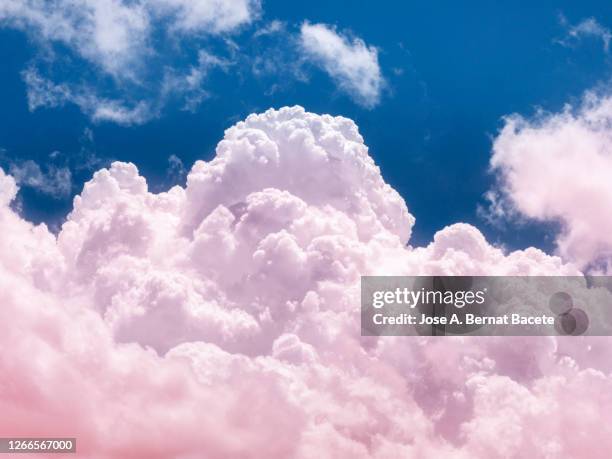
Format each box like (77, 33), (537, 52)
(0, 0), (259, 78)
(1, 2), (392, 124)
(150, 0), (261, 35)
(0, 0), (260, 124)
(557, 15), (611, 53)
(253, 19), (285, 38)
(0, 129), (107, 200)
(22, 67), (156, 125)
(0, 0), (151, 79)
(161, 50), (232, 113)
(0, 148), (72, 199)
(7, 160), (72, 198)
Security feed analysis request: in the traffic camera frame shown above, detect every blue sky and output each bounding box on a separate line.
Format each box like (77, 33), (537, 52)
(0, 0), (611, 249)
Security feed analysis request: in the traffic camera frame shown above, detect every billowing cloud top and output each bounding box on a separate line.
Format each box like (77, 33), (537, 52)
(2, 107), (611, 458)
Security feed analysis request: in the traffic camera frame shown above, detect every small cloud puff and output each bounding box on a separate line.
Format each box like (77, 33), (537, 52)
(299, 22), (384, 108)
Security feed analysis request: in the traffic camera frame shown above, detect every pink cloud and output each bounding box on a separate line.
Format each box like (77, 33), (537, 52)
(0, 106), (610, 457)
(490, 93), (612, 271)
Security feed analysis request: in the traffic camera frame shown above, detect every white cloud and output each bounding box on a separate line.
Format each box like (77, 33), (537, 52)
(7, 160), (72, 198)
(165, 154), (187, 185)
(162, 50), (231, 112)
(1, 0), (259, 124)
(0, 168), (18, 206)
(558, 16), (611, 52)
(299, 22), (384, 108)
(489, 92), (612, 271)
(0, 139), (107, 200)
(253, 19), (285, 38)
(0, 0), (150, 79)
(90, 99), (154, 125)
(21, 67), (72, 111)
(149, 0), (260, 34)
(23, 67), (157, 125)
(0, 0), (258, 78)
(23, 52), (230, 124)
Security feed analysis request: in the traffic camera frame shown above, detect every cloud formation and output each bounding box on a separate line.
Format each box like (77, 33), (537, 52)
(558, 16), (611, 53)
(2, 3), (390, 123)
(0, 0), (259, 124)
(23, 67), (156, 125)
(489, 92), (612, 272)
(6, 159), (72, 198)
(299, 23), (384, 108)
(0, 0), (258, 77)
(0, 141), (105, 200)
(1, 107), (611, 457)
(150, 0), (260, 34)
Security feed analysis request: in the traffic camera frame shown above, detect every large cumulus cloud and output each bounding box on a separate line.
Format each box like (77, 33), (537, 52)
(1, 106), (611, 458)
